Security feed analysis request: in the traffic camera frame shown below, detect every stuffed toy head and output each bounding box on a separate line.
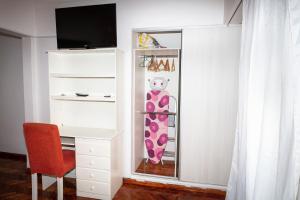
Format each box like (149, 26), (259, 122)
(148, 77), (169, 91)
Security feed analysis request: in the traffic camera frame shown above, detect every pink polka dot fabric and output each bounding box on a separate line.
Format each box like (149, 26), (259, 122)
(144, 90), (169, 164)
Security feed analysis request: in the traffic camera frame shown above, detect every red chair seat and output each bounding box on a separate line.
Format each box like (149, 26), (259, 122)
(62, 150), (75, 175)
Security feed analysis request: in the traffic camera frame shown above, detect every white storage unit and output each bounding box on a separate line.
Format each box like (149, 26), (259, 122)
(48, 48), (123, 199)
(75, 134), (122, 199)
(131, 27), (241, 188)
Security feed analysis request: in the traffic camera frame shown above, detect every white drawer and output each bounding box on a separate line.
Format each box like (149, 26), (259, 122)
(76, 155), (110, 170)
(77, 179), (110, 195)
(76, 139), (111, 157)
(77, 191), (110, 200)
(77, 167), (110, 183)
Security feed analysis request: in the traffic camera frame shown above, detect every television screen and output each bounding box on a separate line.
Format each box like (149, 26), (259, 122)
(55, 4), (117, 49)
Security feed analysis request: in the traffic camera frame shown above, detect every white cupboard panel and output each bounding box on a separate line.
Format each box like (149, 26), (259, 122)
(180, 26), (241, 185)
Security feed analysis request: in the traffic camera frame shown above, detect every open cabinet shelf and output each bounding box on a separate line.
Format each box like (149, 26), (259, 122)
(50, 73), (116, 78)
(49, 48), (122, 130)
(51, 95), (116, 102)
(134, 48), (180, 57)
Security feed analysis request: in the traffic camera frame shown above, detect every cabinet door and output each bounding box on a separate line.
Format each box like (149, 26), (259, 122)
(179, 26), (241, 185)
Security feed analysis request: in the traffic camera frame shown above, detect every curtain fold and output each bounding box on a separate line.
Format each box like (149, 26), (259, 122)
(226, 0), (300, 200)
(290, 0), (300, 199)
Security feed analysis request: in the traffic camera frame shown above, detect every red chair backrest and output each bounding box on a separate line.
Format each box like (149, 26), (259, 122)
(23, 123), (65, 177)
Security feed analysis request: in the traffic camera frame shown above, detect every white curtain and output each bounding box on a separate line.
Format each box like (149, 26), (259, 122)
(226, 0), (300, 200)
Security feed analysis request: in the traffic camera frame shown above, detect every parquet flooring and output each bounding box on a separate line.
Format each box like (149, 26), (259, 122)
(135, 159), (175, 177)
(0, 156), (225, 200)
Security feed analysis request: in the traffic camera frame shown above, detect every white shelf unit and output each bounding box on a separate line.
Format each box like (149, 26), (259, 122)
(49, 48), (122, 129)
(132, 47), (181, 178)
(48, 48), (123, 199)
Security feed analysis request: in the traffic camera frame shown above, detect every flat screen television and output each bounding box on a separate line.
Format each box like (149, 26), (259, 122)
(55, 4), (117, 49)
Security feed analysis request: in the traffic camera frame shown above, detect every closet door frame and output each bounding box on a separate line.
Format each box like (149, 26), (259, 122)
(131, 28), (183, 178)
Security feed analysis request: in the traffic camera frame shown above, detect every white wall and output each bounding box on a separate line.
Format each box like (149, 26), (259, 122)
(0, 34), (26, 154)
(35, 37), (57, 122)
(0, 0), (226, 186)
(34, 0), (224, 37)
(31, 0), (225, 179)
(0, 0), (36, 36)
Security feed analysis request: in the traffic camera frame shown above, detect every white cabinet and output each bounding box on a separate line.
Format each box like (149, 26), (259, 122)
(76, 136), (122, 200)
(179, 26), (241, 185)
(48, 48), (123, 199)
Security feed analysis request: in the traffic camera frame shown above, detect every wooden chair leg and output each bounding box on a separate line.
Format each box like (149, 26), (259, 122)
(31, 173), (38, 200)
(57, 177), (63, 200)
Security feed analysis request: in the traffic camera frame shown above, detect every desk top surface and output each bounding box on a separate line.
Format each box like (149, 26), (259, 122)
(59, 126), (118, 140)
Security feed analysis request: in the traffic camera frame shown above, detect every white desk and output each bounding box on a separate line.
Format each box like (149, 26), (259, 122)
(42, 126), (122, 200)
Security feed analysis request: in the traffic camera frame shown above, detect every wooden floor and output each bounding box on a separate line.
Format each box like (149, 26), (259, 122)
(135, 159), (175, 177)
(0, 156), (225, 200)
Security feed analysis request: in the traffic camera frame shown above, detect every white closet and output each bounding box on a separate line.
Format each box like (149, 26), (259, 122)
(179, 26), (241, 185)
(131, 27), (241, 187)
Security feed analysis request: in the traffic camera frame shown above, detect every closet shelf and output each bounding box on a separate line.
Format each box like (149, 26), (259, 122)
(134, 48), (180, 57)
(50, 73), (116, 78)
(163, 151), (175, 157)
(51, 95), (116, 102)
(139, 111), (176, 115)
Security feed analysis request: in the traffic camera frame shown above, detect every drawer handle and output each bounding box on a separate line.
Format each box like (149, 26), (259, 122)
(89, 160), (95, 165)
(89, 148), (94, 153)
(89, 173), (95, 178)
(90, 186), (95, 191)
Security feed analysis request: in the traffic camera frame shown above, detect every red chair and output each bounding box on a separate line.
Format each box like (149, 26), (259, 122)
(23, 123), (75, 200)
